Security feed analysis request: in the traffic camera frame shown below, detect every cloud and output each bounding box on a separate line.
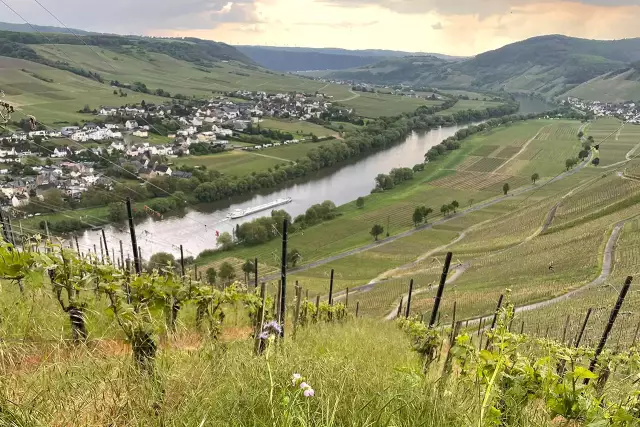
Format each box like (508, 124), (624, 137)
(319, 0), (639, 18)
(431, 21), (443, 30)
(1, 0), (260, 33)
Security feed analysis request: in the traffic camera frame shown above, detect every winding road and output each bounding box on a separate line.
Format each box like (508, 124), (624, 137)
(464, 220), (626, 326)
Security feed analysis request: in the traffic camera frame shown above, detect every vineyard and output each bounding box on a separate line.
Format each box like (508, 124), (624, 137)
(6, 114), (640, 425)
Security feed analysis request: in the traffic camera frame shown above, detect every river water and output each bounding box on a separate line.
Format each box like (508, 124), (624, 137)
(74, 96), (555, 259)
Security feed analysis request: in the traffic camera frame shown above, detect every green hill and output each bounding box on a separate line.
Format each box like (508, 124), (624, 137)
(329, 35), (640, 100)
(0, 30), (351, 125)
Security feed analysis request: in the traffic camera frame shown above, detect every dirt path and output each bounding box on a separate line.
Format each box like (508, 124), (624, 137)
(494, 125), (549, 174)
(384, 263), (470, 321)
(247, 152), (294, 163)
(336, 90), (360, 102)
(465, 220), (626, 326)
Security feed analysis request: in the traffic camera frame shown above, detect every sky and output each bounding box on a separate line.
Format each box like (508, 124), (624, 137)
(1, 0), (640, 55)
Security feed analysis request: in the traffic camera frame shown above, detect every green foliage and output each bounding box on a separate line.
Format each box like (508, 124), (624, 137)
(217, 232), (234, 251)
(356, 196), (365, 209)
(218, 261), (236, 283)
(205, 267), (217, 284)
(503, 182), (510, 195)
(531, 173), (540, 184)
(370, 224), (384, 241)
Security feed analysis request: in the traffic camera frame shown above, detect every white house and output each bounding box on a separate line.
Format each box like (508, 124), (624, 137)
(11, 193), (29, 207)
(52, 147), (71, 158)
(132, 130), (148, 138)
(110, 141), (126, 152)
(71, 132), (89, 142)
(125, 120), (139, 130)
(99, 107), (118, 116)
(154, 165), (172, 176)
(28, 130), (47, 138)
(177, 126), (197, 136)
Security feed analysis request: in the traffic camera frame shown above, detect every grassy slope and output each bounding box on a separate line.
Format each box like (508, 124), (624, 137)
(1, 45), (354, 125)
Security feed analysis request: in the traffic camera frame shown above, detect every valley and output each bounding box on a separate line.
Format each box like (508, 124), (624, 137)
(2, 18), (640, 427)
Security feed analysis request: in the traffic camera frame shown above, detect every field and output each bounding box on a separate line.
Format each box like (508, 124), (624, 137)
(435, 99), (505, 115)
(338, 92), (442, 117)
(567, 70), (640, 102)
(173, 150), (288, 176)
(259, 118), (337, 138)
(586, 118), (640, 166)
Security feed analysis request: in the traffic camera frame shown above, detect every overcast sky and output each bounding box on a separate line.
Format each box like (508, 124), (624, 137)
(2, 0), (639, 55)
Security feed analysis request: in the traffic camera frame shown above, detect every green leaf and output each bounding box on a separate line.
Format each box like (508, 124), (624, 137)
(573, 366), (597, 380)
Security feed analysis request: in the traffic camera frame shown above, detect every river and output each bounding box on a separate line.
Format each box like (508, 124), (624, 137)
(74, 96), (556, 259)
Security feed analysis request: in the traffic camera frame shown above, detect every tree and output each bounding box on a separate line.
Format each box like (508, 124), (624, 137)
(531, 173), (539, 184)
(587, 135), (594, 143)
(219, 262), (236, 284)
(440, 204), (450, 216)
(577, 131), (584, 139)
(217, 232), (234, 251)
(592, 157), (600, 166)
(241, 259), (254, 284)
(206, 267), (217, 284)
(565, 158), (573, 171)
(370, 224), (384, 241)
(287, 249), (302, 267)
(147, 252), (177, 272)
(503, 183), (510, 195)
(356, 197), (365, 209)
(578, 150), (589, 160)
(420, 207), (433, 223)
(108, 202), (126, 222)
(451, 200), (459, 213)
(412, 207), (424, 227)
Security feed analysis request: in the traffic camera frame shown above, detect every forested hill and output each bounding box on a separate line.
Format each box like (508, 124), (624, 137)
(329, 35), (640, 101)
(0, 21), (93, 35)
(0, 30), (255, 68)
(235, 45), (462, 72)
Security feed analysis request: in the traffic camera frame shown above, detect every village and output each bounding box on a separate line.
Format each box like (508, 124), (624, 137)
(565, 97), (640, 122)
(0, 91), (340, 210)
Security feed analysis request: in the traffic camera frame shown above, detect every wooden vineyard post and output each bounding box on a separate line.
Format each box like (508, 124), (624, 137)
(119, 240), (125, 271)
(101, 229), (109, 263)
(254, 257), (258, 289)
(345, 287), (349, 308)
(397, 296), (403, 319)
(477, 317), (483, 336)
(443, 321), (462, 376)
(585, 276), (632, 384)
(254, 282), (267, 355)
(315, 295), (320, 322)
(293, 284), (302, 338)
(280, 219), (287, 338)
(74, 235), (80, 257)
(356, 301), (359, 318)
(275, 281), (281, 322)
(561, 314), (570, 344)
(405, 279), (414, 319)
(328, 269), (334, 305)
(429, 252), (453, 328)
(126, 198), (141, 274)
(575, 308), (593, 348)
(631, 319), (640, 348)
(450, 301), (457, 341)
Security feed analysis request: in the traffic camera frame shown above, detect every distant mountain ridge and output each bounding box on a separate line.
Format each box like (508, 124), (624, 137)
(0, 21), (94, 35)
(328, 35), (640, 101)
(235, 45), (463, 72)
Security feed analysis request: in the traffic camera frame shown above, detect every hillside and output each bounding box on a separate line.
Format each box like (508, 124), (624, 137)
(329, 35), (640, 100)
(0, 21), (93, 35)
(236, 45), (462, 72)
(0, 29), (359, 125)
